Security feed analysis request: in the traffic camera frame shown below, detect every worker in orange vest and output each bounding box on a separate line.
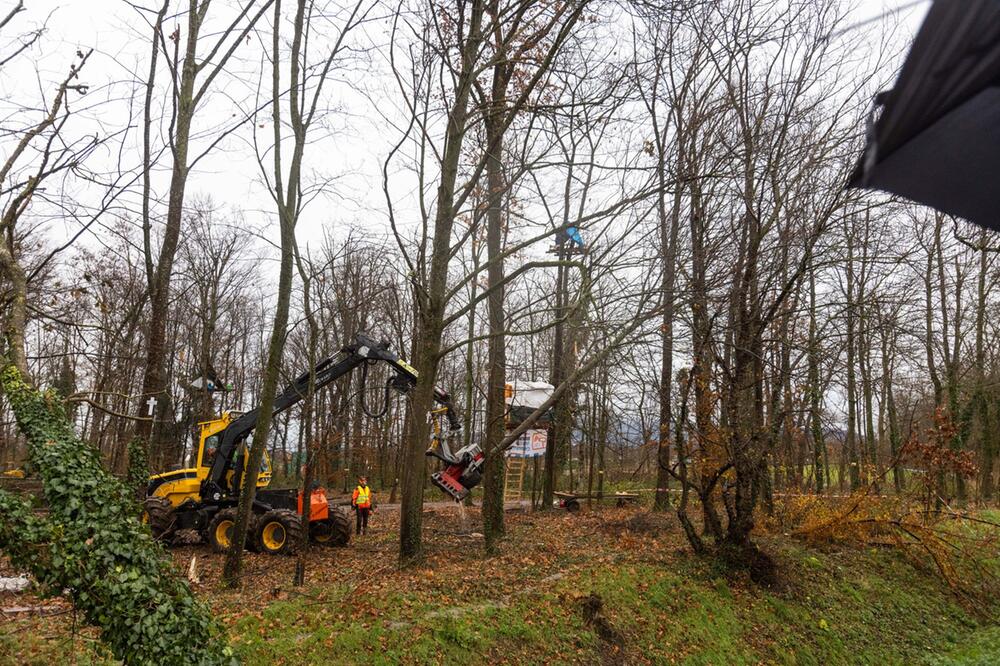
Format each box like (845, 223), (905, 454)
(352, 475), (374, 535)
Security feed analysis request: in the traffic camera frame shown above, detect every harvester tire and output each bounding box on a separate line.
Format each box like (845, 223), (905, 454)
(207, 509), (238, 553)
(256, 509), (302, 556)
(310, 504), (352, 547)
(141, 496), (175, 541)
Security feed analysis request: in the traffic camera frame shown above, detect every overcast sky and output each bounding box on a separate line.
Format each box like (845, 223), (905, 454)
(3, 0), (931, 267)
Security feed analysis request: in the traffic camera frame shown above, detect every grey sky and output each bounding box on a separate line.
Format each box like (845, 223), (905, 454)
(2, 0), (930, 264)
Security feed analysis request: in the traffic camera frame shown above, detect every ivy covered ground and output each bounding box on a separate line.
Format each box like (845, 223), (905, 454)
(2, 504), (998, 665)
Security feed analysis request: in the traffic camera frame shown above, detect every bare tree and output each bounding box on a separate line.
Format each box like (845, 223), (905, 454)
(133, 0), (275, 468)
(1, 9), (95, 383)
(222, 0), (371, 587)
(385, 0), (588, 563)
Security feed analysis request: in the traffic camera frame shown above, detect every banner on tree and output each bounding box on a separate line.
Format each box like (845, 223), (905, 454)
(506, 429), (547, 458)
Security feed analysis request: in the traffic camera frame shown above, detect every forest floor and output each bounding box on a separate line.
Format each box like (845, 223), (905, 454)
(2, 502), (998, 665)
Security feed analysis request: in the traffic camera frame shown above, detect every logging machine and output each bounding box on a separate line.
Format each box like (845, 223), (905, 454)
(142, 333), (484, 555)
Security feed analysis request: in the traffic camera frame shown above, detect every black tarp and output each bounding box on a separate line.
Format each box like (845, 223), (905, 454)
(849, 0), (1000, 230)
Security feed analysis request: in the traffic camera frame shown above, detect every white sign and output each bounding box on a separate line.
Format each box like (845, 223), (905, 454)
(506, 429), (547, 458)
(146, 397), (157, 416)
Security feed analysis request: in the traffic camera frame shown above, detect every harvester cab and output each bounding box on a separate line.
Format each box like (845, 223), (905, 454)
(145, 412), (272, 509)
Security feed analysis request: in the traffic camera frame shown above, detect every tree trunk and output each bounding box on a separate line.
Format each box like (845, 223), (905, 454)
(807, 267), (824, 493)
(293, 243), (319, 587)
(845, 222), (861, 490)
(463, 247), (479, 451)
(222, 195), (295, 588)
(137, 3), (203, 468)
(653, 125), (681, 512)
(223, 0), (310, 585)
(925, 217), (945, 504)
(543, 260), (566, 510)
(482, 52), (509, 553)
(880, 324), (903, 494)
(399, 0), (484, 563)
(975, 239), (995, 500)
(0, 242), (29, 380)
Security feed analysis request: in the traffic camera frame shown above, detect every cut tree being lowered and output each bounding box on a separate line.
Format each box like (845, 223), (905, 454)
(0, 367), (230, 665)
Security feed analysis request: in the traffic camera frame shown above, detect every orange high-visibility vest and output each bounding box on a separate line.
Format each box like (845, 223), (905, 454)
(353, 485), (371, 508)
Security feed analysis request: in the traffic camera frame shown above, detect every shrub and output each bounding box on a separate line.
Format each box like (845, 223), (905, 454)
(788, 491), (999, 605)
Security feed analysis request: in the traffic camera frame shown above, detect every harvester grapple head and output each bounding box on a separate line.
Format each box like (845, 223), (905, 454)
(429, 445), (484, 502)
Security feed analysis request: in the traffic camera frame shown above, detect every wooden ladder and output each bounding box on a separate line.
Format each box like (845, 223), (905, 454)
(504, 455), (526, 503)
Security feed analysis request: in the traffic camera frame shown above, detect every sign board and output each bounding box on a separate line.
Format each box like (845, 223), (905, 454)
(506, 429), (547, 458)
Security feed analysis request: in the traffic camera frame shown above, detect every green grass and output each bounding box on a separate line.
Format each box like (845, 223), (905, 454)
(547, 541), (996, 665)
(225, 584), (597, 665)
(930, 626), (1000, 665)
(4, 510), (998, 665)
(216, 540), (997, 665)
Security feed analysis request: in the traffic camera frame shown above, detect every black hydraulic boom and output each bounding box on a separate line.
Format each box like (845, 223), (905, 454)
(200, 333), (463, 502)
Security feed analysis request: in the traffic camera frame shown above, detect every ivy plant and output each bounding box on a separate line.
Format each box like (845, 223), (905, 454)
(126, 436), (150, 500)
(0, 366), (233, 665)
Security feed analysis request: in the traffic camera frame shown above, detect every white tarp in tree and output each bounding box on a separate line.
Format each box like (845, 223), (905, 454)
(506, 380), (554, 409)
(505, 380), (554, 426)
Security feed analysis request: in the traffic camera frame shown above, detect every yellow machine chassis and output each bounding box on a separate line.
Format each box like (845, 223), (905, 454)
(146, 412), (272, 507)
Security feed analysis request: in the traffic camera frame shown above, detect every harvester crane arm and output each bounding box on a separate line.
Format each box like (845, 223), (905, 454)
(200, 333), (466, 503)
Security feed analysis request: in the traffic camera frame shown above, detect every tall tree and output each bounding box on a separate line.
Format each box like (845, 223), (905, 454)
(388, 0), (588, 562)
(0, 13), (96, 383)
(135, 0), (274, 468)
(222, 0), (370, 586)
